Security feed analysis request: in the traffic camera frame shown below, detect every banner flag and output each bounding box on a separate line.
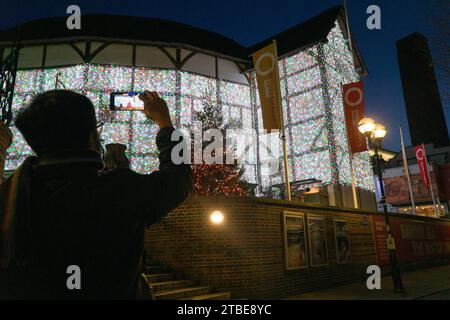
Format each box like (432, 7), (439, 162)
(252, 42), (283, 131)
(343, 81), (367, 153)
(415, 144), (430, 187)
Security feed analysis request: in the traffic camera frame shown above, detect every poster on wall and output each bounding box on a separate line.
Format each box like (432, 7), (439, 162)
(308, 214), (328, 266)
(283, 212), (308, 270)
(334, 219), (351, 264)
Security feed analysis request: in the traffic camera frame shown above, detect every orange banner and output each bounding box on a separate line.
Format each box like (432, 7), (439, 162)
(252, 42), (282, 131)
(343, 81), (367, 153)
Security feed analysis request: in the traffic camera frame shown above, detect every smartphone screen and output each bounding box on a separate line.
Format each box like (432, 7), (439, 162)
(110, 92), (144, 111)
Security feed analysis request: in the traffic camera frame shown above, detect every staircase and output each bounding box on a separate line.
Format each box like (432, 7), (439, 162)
(142, 256), (231, 300)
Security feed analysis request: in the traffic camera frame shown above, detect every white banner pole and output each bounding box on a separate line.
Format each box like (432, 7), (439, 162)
(400, 127), (416, 215)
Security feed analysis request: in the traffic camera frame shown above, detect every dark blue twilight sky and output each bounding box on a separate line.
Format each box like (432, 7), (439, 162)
(0, 0), (448, 151)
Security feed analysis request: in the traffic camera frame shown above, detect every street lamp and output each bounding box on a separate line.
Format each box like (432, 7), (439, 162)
(372, 124), (387, 140)
(357, 117), (376, 136)
(358, 118), (405, 293)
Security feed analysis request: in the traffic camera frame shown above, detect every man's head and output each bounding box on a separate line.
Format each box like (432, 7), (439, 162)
(16, 90), (100, 156)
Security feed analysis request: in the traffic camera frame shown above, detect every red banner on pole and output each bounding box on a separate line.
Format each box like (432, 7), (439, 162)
(415, 144), (430, 187)
(343, 81), (367, 153)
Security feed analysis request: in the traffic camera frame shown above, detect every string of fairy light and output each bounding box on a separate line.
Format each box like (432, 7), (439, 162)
(6, 21), (375, 192)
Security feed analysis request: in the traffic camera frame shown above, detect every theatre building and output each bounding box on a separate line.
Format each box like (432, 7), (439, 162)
(1, 6), (449, 299)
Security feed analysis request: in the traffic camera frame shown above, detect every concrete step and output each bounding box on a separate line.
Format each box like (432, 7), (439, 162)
(145, 273), (182, 283)
(181, 292), (232, 300)
(154, 286), (212, 300)
(142, 257), (233, 300)
(150, 279), (198, 292)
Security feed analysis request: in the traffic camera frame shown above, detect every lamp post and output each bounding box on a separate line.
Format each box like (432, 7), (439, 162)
(358, 117), (405, 293)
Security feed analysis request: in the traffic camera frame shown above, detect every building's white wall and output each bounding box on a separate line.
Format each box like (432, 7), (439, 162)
(6, 41), (247, 82)
(73, 42), (86, 53)
(180, 48), (192, 61)
(45, 44), (84, 66)
(91, 43), (133, 65)
(17, 46), (44, 68)
(135, 46), (174, 68)
(218, 58), (247, 84)
(90, 41), (104, 53)
(181, 52), (216, 77)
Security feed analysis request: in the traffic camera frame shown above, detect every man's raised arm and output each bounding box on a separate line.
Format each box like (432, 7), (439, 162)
(135, 91), (192, 224)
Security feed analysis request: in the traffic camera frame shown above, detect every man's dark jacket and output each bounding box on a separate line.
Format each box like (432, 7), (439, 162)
(0, 127), (192, 299)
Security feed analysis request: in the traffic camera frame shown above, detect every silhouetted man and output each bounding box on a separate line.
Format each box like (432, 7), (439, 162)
(0, 90), (192, 299)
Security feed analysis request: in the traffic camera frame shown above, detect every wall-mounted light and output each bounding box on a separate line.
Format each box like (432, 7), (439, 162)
(302, 187), (320, 195)
(210, 211), (224, 224)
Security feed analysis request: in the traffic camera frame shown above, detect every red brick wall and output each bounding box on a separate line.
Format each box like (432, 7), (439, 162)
(145, 196), (377, 299)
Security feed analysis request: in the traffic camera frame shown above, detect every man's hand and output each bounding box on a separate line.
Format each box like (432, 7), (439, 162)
(139, 91), (173, 129)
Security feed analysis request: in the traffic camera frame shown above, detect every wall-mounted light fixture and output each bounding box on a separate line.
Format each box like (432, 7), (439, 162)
(210, 211), (224, 224)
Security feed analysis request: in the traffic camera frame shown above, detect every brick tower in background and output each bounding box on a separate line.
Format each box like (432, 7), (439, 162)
(397, 33), (449, 147)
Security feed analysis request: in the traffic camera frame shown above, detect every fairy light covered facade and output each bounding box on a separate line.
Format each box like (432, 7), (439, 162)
(255, 22), (374, 192)
(8, 66), (258, 182)
(2, 9), (375, 195)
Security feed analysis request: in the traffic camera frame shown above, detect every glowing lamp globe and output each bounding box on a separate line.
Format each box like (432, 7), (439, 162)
(210, 211), (224, 224)
(358, 117), (376, 136)
(372, 124), (387, 140)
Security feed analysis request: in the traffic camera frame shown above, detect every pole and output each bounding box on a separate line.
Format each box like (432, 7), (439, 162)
(343, 0), (359, 209)
(421, 146), (440, 218)
(400, 127), (416, 215)
(280, 131), (291, 201)
(341, 91), (359, 209)
(343, 0), (354, 55)
(273, 40), (292, 201)
(373, 138), (405, 293)
(427, 162), (440, 218)
(350, 155), (359, 209)
(249, 74), (263, 197)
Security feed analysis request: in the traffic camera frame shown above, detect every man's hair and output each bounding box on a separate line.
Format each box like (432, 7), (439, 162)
(16, 90), (98, 155)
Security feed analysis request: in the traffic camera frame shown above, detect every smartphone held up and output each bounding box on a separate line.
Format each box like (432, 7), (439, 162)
(110, 92), (144, 111)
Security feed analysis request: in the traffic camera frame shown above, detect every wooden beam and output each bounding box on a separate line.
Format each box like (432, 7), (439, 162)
(88, 42), (111, 63)
(157, 46), (177, 68)
(68, 42), (86, 62)
(180, 51), (197, 69)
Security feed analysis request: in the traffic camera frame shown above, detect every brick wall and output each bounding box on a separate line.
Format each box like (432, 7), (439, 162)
(145, 196), (379, 299)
